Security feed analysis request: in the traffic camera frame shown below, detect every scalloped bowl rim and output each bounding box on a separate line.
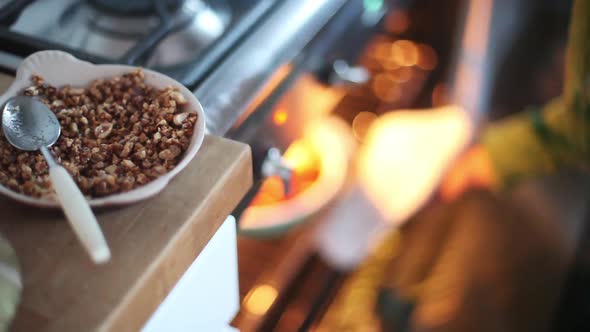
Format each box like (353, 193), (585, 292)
(0, 50), (206, 208)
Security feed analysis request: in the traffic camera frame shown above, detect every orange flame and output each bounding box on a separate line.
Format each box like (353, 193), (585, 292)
(273, 109), (288, 126)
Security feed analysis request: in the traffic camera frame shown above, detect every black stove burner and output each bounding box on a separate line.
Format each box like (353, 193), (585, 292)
(89, 0), (185, 16)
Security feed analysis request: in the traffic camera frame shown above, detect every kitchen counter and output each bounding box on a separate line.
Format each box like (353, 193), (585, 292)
(0, 135), (252, 332)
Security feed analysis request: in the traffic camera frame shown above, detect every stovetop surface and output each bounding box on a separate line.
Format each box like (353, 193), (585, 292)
(10, 0), (230, 67)
(0, 0), (275, 87)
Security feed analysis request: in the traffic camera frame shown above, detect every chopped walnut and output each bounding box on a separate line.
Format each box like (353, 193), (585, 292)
(94, 122), (113, 139)
(0, 69), (198, 198)
(173, 113), (189, 126)
(158, 145), (181, 161)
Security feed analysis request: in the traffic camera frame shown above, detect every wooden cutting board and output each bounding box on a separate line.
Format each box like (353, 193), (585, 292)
(0, 134), (252, 332)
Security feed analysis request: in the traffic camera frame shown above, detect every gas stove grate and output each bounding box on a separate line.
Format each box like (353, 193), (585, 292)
(0, 0), (276, 87)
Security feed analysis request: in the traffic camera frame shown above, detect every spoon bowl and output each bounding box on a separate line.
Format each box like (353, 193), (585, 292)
(2, 96), (61, 151)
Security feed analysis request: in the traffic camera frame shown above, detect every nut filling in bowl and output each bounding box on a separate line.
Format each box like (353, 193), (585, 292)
(0, 69), (197, 199)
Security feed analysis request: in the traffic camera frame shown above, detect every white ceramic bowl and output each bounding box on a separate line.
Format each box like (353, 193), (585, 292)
(0, 50), (206, 207)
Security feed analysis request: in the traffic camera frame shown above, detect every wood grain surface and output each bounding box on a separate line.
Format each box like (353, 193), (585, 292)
(0, 135), (252, 332)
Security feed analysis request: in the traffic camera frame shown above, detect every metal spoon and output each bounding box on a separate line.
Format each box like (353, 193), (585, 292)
(2, 96), (111, 264)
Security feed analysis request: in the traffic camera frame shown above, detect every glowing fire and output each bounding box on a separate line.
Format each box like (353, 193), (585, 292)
(241, 116), (353, 230)
(272, 109), (289, 126)
(250, 139), (320, 206)
(357, 105), (472, 224)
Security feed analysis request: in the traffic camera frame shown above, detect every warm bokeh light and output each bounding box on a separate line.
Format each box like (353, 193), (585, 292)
(432, 83), (448, 107)
(387, 66), (413, 83)
(384, 10), (410, 34)
(372, 73), (401, 102)
(273, 109), (288, 125)
(382, 58), (401, 71)
(391, 40), (418, 67)
(357, 105), (472, 223)
(243, 284), (278, 316)
(417, 44), (438, 70)
(373, 42), (392, 61)
(352, 112), (378, 142)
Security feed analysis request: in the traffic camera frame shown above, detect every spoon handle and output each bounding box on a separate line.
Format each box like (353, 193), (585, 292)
(49, 165), (111, 264)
